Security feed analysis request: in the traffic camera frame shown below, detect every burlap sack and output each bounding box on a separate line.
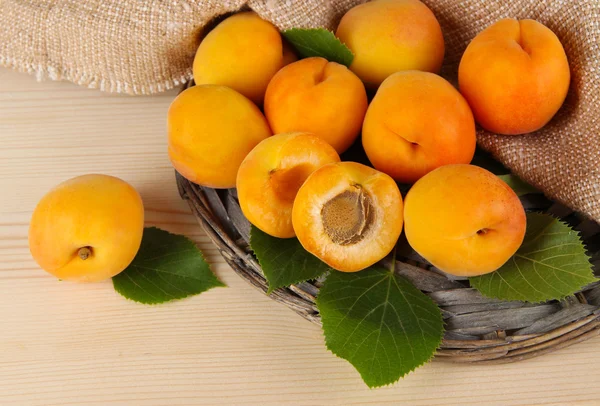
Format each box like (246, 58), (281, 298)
(1, 0), (598, 222)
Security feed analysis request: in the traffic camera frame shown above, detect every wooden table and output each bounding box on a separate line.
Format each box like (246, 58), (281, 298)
(1, 68), (598, 405)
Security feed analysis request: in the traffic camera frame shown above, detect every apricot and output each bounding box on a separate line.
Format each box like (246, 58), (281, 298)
(404, 165), (526, 277)
(292, 162), (403, 272)
(458, 18), (570, 135)
(28, 174), (144, 282)
(362, 71), (476, 184)
(193, 12), (288, 105)
(264, 57), (368, 154)
(237, 132), (340, 238)
(336, 0), (445, 88)
(168, 85), (271, 188)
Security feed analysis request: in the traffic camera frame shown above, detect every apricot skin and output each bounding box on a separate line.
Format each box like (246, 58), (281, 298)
(193, 12), (286, 105)
(237, 132), (340, 238)
(292, 162), (403, 272)
(168, 85), (272, 188)
(362, 71), (476, 184)
(458, 19), (570, 135)
(264, 57), (368, 154)
(336, 0), (445, 88)
(403, 165), (526, 277)
(28, 174), (144, 282)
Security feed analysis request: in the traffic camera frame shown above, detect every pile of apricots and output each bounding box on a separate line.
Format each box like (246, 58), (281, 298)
(169, 0), (570, 276)
(29, 0), (571, 282)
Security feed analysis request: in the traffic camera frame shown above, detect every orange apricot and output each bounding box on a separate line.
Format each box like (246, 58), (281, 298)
(29, 174), (144, 282)
(237, 132), (340, 238)
(264, 57), (368, 154)
(292, 162), (403, 272)
(404, 164), (526, 276)
(168, 85), (272, 188)
(193, 12), (287, 105)
(362, 71), (476, 184)
(458, 18), (570, 135)
(336, 0), (445, 88)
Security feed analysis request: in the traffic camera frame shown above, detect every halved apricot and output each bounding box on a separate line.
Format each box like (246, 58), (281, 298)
(237, 132), (340, 238)
(292, 162), (403, 272)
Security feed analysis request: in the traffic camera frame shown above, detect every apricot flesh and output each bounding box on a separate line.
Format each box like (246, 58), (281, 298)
(168, 85), (272, 188)
(336, 0), (445, 88)
(403, 164), (526, 276)
(292, 162), (403, 272)
(28, 174), (145, 282)
(237, 132), (340, 238)
(362, 71), (476, 184)
(193, 12), (287, 105)
(458, 18), (570, 135)
(264, 57), (368, 154)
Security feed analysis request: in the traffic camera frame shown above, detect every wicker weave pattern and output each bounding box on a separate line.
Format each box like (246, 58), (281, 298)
(176, 171), (600, 363)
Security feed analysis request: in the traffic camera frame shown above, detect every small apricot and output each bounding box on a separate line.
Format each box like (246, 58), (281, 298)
(168, 85), (272, 188)
(28, 174), (145, 282)
(404, 164), (526, 277)
(292, 162), (403, 272)
(336, 0), (445, 88)
(362, 71), (476, 184)
(237, 132), (340, 238)
(264, 57), (368, 154)
(458, 19), (570, 135)
(193, 12), (288, 105)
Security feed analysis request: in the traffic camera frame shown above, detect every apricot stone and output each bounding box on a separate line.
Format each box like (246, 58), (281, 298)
(193, 12), (288, 105)
(362, 71), (476, 184)
(237, 132), (340, 238)
(336, 0), (445, 88)
(292, 162), (403, 272)
(168, 85), (272, 188)
(459, 19), (570, 135)
(264, 57), (368, 154)
(404, 164), (526, 277)
(29, 174), (144, 282)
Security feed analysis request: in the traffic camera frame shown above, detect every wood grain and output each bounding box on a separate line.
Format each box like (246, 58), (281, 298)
(1, 69), (599, 405)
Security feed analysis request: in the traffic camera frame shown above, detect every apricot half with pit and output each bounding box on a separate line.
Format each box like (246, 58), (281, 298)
(292, 162), (403, 272)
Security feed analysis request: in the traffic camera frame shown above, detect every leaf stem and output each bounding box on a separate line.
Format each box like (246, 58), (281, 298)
(389, 244), (398, 275)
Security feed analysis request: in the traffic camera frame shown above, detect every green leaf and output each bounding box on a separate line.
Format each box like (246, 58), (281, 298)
(250, 226), (331, 294)
(113, 227), (224, 304)
(282, 28), (354, 67)
(498, 174), (540, 196)
(470, 213), (596, 303)
(317, 266), (444, 388)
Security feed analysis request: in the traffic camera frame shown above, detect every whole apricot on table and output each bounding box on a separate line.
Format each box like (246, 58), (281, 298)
(458, 18), (570, 135)
(362, 71), (476, 184)
(264, 57), (367, 154)
(28, 174), (145, 282)
(404, 164), (526, 277)
(193, 12), (290, 105)
(336, 0), (445, 88)
(168, 85), (272, 188)
(292, 162), (403, 272)
(237, 132), (340, 238)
